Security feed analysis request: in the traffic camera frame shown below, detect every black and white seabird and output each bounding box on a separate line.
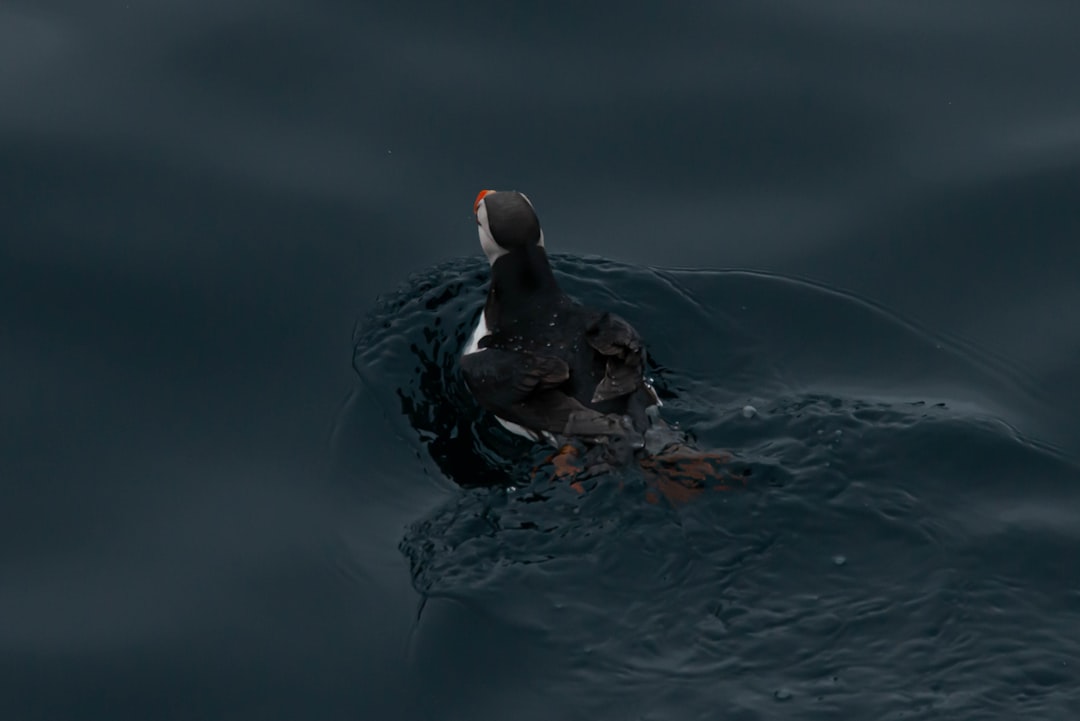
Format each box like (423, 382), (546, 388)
(461, 189), (661, 451)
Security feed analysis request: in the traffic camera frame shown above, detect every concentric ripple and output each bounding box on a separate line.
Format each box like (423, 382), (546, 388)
(343, 256), (1080, 719)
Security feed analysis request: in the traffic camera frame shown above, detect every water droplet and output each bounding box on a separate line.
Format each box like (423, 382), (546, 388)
(742, 405), (757, 418)
(548, 321), (556, 327)
(832, 554), (847, 566)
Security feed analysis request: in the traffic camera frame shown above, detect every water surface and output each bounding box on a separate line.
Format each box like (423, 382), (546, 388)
(3, 1), (1080, 719)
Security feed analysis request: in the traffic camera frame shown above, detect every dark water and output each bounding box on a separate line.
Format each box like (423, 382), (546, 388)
(4, 1), (1080, 719)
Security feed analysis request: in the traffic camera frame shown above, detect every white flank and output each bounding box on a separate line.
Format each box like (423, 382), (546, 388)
(463, 310), (489, 356)
(463, 310), (553, 445)
(495, 416), (539, 441)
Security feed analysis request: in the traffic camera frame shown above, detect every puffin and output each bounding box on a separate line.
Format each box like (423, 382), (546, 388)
(460, 189), (662, 455)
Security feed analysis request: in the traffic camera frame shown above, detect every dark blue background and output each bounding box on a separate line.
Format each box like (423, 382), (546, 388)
(4, 1), (1079, 719)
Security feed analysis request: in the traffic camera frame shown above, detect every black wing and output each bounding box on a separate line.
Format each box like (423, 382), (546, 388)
(461, 348), (569, 400)
(460, 349), (574, 433)
(461, 348), (633, 438)
(584, 312), (647, 403)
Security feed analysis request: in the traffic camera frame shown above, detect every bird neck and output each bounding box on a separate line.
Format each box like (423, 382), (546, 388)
(486, 246), (562, 327)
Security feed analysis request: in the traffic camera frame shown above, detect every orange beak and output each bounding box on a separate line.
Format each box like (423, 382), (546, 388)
(473, 189), (494, 215)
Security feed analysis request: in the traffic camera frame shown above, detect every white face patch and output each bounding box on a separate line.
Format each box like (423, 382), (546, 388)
(519, 193), (544, 247)
(476, 201), (508, 264)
